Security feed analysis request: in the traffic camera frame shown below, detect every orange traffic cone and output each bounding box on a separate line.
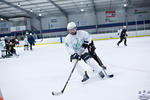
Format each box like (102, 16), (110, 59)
(0, 88), (4, 100)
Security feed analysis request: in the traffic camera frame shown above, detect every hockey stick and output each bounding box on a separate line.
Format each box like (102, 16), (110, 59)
(52, 59), (79, 96)
(102, 69), (114, 78)
(95, 57), (114, 78)
(93, 54), (114, 78)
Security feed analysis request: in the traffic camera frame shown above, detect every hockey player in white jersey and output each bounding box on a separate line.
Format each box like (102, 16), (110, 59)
(117, 28), (122, 35)
(24, 36), (29, 51)
(65, 22), (105, 82)
(0, 37), (6, 58)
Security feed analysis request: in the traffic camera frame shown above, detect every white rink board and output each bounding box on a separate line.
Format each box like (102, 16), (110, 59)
(19, 30), (150, 46)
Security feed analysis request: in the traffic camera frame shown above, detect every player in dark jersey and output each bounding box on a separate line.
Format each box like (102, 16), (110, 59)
(117, 26), (128, 46)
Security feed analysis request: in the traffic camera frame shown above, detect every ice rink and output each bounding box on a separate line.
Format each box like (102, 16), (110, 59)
(0, 36), (150, 100)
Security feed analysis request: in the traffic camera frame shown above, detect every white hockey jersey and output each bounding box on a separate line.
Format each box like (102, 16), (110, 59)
(65, 30), (91, 55)
(24, 37), (28, 45)
(0, 40), (6, 50)
(117, 29), (122, 35)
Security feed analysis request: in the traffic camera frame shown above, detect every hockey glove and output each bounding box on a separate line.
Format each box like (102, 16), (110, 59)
(70, 53), (81, 62)
(82, 41), (89, 49)
(88, 41), (96, 54)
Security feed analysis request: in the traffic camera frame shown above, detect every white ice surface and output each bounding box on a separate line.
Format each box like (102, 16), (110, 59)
(0, 36), (150, 100)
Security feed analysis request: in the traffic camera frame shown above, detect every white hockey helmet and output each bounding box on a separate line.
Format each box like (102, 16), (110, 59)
(4, 36), (8, 39)
(67, 22), (77, 30)
(123, 26), (126, 29)
(1, 37), (5, 41)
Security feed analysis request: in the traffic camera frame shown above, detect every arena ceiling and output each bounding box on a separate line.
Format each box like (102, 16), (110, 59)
(0, 0), (149, 19)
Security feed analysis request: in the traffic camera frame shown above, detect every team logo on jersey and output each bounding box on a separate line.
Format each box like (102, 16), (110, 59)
(73, 38), (82, 50)
(138, 90), (150, 100)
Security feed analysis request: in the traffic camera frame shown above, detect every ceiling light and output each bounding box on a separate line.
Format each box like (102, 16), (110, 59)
(30, 9), (33, 12)
(124, 4), (127, 7)
(18, 2), (21, 7)
(0, 18), (4, 21)
(39, 13), (42, 16)
(80, 9), (84, 12)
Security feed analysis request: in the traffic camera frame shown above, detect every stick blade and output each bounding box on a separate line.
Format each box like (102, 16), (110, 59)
(108, 74), (114, 78)
(52, 91), (63, 96)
